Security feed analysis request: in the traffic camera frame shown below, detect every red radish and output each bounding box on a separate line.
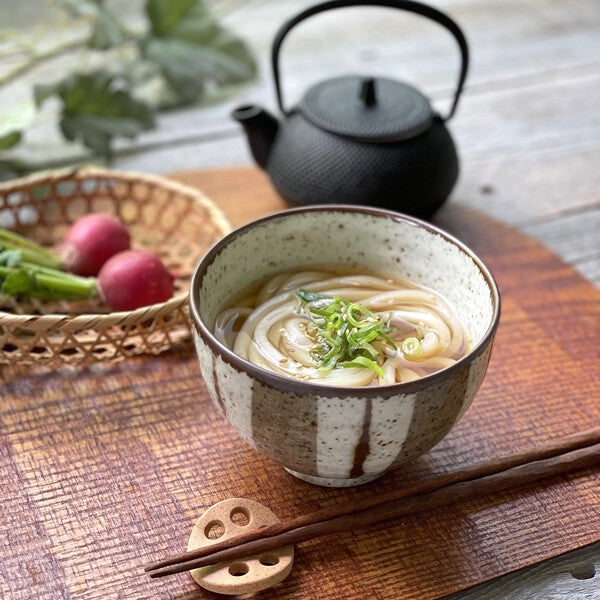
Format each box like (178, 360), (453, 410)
(62, 214), (130, 276)
(98, 250), (174, 311)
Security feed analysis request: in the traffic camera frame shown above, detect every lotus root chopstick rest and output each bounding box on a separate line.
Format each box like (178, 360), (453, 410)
(187, 498), (294, 595)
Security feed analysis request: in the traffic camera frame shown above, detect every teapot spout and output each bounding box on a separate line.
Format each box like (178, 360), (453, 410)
(232, 105), (279, 170)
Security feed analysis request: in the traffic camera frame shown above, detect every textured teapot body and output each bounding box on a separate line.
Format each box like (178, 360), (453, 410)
(233, 0), (469, 220)
(265, 111), (458, 219)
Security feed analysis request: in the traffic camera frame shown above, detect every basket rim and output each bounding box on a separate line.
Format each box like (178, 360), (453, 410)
(0, 165), (232, 327)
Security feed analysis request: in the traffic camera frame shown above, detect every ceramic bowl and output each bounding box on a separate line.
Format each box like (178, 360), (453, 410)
(190, 206), (500, 487)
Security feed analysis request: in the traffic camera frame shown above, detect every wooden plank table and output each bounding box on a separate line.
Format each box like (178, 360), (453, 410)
(1, 0), (599, 597)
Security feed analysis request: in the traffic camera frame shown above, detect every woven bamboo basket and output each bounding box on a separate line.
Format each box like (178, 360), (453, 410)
(0, 166), (231, 366)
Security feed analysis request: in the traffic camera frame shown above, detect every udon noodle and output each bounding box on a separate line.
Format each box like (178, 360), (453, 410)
(215, 270), (470, 387)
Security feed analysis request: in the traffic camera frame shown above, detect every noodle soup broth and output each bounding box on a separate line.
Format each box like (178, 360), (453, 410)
(215, 268), (471, 387)
(191, 207), (500, 487)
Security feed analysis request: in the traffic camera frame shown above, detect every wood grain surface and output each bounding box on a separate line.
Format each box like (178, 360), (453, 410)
(1, 167), (599, 600)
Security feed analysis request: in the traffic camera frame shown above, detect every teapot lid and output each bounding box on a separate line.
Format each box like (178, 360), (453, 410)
(298, 76), (434, 142)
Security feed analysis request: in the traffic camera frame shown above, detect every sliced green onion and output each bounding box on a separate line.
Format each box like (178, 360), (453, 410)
(340, 356), (385, 378)
(296, 289), (397, 377)
(378, 330), (396, 348)
(401, 336), (422, 359)
(296, 289), (331, 303)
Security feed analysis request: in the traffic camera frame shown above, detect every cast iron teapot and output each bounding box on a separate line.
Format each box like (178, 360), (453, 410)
(232, 0), (469, 219)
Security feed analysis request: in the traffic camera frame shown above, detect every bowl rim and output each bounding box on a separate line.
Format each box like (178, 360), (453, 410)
(190, 205), (501, 398)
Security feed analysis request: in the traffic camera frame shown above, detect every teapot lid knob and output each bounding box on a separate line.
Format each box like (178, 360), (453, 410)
(299, 76), (434, 143)
(360, 78), (376, 107)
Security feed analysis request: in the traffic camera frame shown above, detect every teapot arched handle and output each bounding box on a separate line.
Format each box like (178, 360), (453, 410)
(272, 0), (469, 121)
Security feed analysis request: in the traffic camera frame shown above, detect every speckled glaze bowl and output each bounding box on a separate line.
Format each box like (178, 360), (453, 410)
(190, 206), (500, 487)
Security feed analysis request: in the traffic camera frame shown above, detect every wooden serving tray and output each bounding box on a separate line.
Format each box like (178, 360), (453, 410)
(1, 167), (598, 600)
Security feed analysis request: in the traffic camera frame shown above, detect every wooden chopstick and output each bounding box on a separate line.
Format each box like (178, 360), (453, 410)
(145, 427), (600, 578)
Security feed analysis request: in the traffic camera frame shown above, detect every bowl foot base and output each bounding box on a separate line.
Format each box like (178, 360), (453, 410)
(284, 468), (382, 488)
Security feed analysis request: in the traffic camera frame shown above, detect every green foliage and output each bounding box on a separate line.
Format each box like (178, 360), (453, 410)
(0, 249), (24, 268)
(36, 72), (155, 156)
(146, 0), (198, 36)
(0, 131), (21, 150)
(59, 0), (125, 49)
(141, 0), (257, 105)
(0, 233), (97, 301)
(0, 0), (256, 168)
(0, 229), (63, 269)
(0, 100), (37, 150)
(0, 267), (33, 297)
